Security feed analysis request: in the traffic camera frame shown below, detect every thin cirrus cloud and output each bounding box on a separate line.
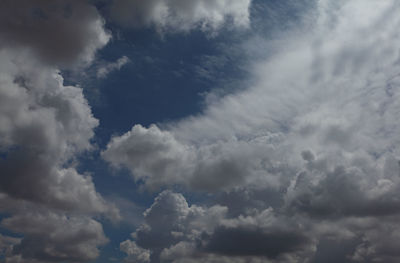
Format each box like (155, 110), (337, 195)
(103, 0), (400, 262)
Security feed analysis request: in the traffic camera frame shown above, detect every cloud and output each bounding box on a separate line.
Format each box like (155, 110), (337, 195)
(108, 0), (400, 262)
(0, 50), (116, 261)
(0, 0), (110, 67)
(102, 124), (289, 191)
(0, 50), (117, 216)
(286, 154), (400, 218)
(0, 1), (117, 262)
(97, 56), (130, 79)
(121, 191), (314, 263)
(104, 0), (400, 197)
(350, 220), (400, 263)
(109, 0), (251, 33)
(120, 240), (151, 263)
(2, 211), (108, 263)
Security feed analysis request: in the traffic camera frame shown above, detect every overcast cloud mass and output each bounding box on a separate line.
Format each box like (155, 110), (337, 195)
(1, 0), (400, 262)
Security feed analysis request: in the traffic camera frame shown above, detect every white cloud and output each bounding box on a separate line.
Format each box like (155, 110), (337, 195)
(110, 0), (251, 33)
(97, 56), (130, 79)
(102, 124), (287, 191)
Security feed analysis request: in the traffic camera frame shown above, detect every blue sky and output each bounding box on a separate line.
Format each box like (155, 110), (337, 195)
(2, 1), (400, 263)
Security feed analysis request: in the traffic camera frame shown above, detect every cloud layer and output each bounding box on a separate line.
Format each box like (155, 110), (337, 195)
(3, 0), (400, 262)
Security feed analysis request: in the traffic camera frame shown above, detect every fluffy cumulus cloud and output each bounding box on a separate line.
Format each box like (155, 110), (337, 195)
(106, 0), (400, 262)
(102, 124), (288, 191)
(110, 0), (251, 32)
(0, 0), (117, 262)
(0, 48), (117, 216)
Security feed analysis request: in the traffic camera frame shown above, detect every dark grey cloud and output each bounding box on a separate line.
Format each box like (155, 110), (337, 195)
(0, 0), (110, 67)
(204, 226), (309, 258)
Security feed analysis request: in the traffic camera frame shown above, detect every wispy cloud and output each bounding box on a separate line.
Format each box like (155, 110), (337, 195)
(97, 56), (131, 79)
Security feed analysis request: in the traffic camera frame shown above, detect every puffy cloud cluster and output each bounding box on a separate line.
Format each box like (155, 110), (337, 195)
(110, 0), (251, 33)
(121, 191), (313, 263)
(0, 52), (114, 213)
(103, 123), (291, 191)
(0, 1), (116, 262)
(107, 0), (400, 262)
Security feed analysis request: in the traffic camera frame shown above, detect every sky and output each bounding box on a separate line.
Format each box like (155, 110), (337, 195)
(1, 0), (400, 262)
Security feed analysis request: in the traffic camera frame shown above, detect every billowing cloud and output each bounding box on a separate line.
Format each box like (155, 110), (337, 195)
(0, 1), (117, 262)
(109, 0), (251, 32)
(0, 50), (116, 216)
(121, 191), (314, 263)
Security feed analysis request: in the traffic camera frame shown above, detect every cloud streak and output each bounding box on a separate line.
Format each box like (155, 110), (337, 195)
(109, 0), (251, 33)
